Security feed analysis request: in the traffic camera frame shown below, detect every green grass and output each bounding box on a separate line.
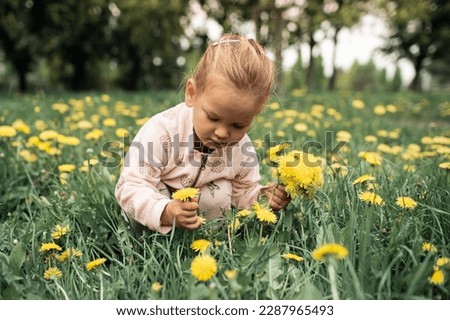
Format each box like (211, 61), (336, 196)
(0, 89), (449, 300)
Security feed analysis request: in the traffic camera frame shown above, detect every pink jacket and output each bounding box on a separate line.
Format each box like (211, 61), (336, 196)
(115, 103), (263, 233)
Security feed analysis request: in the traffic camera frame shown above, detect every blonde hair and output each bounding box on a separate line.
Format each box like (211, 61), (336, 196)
(191, 34), (275, 104)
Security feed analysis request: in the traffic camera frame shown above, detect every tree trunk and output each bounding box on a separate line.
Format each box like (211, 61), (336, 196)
(70, 51), (88, 91)
(272, 7), (284, 96)
(327, 26), (341, 91)
(409, 54), (425, 91)
(18, 70), (27, 92)
(252, 7), (261, 43)
(13, 59), (30, 92)
(306, 33), (316, 90)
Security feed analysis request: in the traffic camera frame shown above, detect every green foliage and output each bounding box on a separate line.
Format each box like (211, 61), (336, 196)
(336, 60), (402, 92)
(0, 90), (449, 299)
(379, 0), (450, 90)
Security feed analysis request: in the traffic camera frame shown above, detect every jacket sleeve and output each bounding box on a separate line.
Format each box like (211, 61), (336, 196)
(115, 118), (173, 234)
(230, 142), (263, 209)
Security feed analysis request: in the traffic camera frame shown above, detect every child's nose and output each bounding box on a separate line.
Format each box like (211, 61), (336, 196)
(214, 126), (229, 140)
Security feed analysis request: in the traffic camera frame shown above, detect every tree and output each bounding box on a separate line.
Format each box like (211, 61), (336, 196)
(0, 0), (40, 92)
(378, 0), (450, 91)
(36, 0), (112, 90)
(387, 65), (403, 91)
(322, 0), (369, 90)
(111, 0), (189, 90)
(285, 47), (305, 91)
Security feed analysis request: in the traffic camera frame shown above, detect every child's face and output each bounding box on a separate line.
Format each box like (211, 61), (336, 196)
(186, 77), (263, 150)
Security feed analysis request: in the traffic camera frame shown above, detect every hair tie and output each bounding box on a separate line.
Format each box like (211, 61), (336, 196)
(211, 39), (241, 46)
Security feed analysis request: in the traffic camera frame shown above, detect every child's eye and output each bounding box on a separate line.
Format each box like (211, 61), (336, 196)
(233, 124), (246, 129)
(207, 114), (218, 121)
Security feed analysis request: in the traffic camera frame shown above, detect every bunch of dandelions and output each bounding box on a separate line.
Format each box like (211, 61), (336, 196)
(39, 223), (108, 299)
(39, 224), (77, 299)
(422, 242), (449, 286)
(273, 149), (324, 199)
(311, 243), (349, 300)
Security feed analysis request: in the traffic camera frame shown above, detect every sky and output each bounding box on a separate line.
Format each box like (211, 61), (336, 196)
(190, 7), (415, 86)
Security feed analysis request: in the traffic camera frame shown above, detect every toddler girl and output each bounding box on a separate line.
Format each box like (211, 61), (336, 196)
(115, 34), (290, 235)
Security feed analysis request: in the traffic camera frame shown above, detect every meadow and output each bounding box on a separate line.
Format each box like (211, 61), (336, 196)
(0, 89), (449, 300)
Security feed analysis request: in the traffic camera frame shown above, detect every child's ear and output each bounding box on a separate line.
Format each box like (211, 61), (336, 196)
(185, 79), (196, 107)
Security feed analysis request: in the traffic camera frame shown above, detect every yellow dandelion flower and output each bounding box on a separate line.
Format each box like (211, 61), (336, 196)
(172, 187), (199, 201)
(59, 172), (69, 185)
(103, 118), (116, 127)
(84, 128), (104, 140)
(56, 248), (83, 262)
(266, 143), (292, 162)
(329, 163), (348, 177)
(276, 150), (324, 198)
(396, 196), (418, 209)
(358, 151), (382, 166)
(39, 130), (58, 141)
(57, 134), (81, 146)
(253, 202), (277, 224)
(422, 242), (438, 253)
(229, 218), (241, 232)
(34, 120), (47, 131)
(429, 269), (445, 286)
(44, 267), (62, 280)
(403, 164), (416, 173)
(196, 216), (206, 225)
(311, 243), (349, 261)
(281, 253), (304, 262)
(439, 162), (450, 170)
(294, 123), (308, 132)
(77, 120), (93, 129)
(39, 242), (62, 252)
(351, 99), (365, 109)
(190, 254), (218, 282)
(352, 174), (375, 185)
(436, 257), (450, 268)
(83, 158), (99, 167)
(51, 103), (69, 113)
(86, 258), (107, 271)
(269, 102), (280, 110)
(12, 119), (31, 134)
(0, 125), (17, 137)
(336, 130), (352, 142)
(51, 224), (70, 239)
(373, 105), (386, 115)
(115, 128), (129, 138)
(58, 164), (76, 173)
(237, 209), (251, 217)
(151, 282), (163, 292)
(191, 239), (211, 254)
(135, 117), (150, 126)
(224, 269), (238, 280)
(364, 135), (378, 143)
(386, 104), (398, 113)
(19, 150), (38, 163)
(359, 191), (384, 206)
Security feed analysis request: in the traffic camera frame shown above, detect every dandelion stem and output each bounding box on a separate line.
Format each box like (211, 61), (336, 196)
(227, 226), (233, 255)
(327, 262), (340, 300)
(54, 280), (70, 300)
(259, 224), (263, 243)
(99, 273), (104, 300)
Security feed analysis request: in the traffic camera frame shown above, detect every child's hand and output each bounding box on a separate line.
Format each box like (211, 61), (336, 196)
(263, 182), (291, 211)
(160, 198), (202, 230)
